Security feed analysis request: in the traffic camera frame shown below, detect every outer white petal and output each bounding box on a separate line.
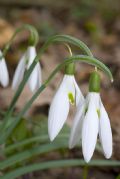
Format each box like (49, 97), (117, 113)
(82, 92), (99, 163)
(26, 46), (37, 91)
(35, 63), (42, 90)
(26, 46), (36, 69)
(48, 76), (70, 141)
(29, 63), (42, 92)
(0, 51), (9, 87)
(69, 103), (85, 149)
(26, 46), (42, 92)
(12, 54), (26, 90)
(99, 99), (112, 159)
(73, 77), (84, 107)
(69, 93), (89, 149)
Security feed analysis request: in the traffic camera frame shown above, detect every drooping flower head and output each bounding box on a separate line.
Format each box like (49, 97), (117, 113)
(12, 46), (42, 92)
(69, 71), (112, 163)
(0, 50), (9, 87)
(48, 63), (84, 141)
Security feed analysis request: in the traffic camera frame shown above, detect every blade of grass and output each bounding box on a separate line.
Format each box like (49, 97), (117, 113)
(3, 135), (102, 154)
(1, 34), (93, 133)
(1, 159), (120, 179)
(3, 134), (69, 154)
(0, 140), (68, 170)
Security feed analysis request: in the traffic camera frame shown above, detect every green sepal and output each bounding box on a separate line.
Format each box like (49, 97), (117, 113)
(65, 62), (75, 75)
(89, 71), (100, 92)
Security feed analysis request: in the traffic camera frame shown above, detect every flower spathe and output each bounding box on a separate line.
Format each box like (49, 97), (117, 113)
(69, 92), (112, 163)
(12, 46), (42, 92)
(0, 50), (9, 87)
(48, 74), (84, 141)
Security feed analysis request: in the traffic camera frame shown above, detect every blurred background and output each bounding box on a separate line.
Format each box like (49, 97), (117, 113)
(0, 0), (120, 178)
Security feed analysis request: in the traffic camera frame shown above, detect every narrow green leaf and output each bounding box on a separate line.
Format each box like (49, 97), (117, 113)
(44, 35), (93, 57)
(1, 159), (120, 179)
(0, 140), (68, 170)
(1, 34), (93, 134)
(3, 134), (68, 154)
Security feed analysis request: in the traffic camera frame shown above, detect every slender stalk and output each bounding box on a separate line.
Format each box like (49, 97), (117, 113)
(0, 24), (39, 131)
(0, 35), (93, 132)
(2, 24), (39, 58)
(83, 165), (89, 179)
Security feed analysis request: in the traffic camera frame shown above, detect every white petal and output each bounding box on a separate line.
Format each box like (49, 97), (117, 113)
(99, 99), (112, 159)
(12, 54), (26, 90)
(35, 63), (42, 89)
(28, 63), (42, 92)
(69, 103), (85, 149)
(48, 76), (70, 141)
(73, 77), (84, 107)
(69, 93), (89, 149)
(26, 46), (42, 92)
(0, 51), (9, 87)
(26, 46), (36, 69)
(82, 92), (99, 163)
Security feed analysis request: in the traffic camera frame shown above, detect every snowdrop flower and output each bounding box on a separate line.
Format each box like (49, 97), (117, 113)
(12, 46), (42, 92)
(69, 71), (112, 163)
(48, 71), (84, 141)
(0, 50), (9, 87)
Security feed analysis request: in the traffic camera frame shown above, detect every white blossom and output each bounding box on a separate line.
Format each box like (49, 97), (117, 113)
(48, 74), (84, 141)
(0, 50), (9, 87)
(69, 92), (112, 163)
(12, 46), (42, 92)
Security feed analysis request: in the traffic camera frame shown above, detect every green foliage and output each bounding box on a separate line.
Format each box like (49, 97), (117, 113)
(1, 159), (120, 179)
(0, 25), (116, 178)
(5, 118), (32, 156)
(116, 174), (120, 179)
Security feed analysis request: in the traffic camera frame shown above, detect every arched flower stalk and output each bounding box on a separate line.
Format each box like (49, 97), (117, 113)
(69, 71), (112, 163)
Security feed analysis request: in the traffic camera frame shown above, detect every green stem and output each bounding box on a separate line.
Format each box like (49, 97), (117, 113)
(0, 24), (39, 60)
(0, 55), (113, 144)
(0, 24), (39, 130)
(83, 165), (89, 179)
(0, 35), (93, 132)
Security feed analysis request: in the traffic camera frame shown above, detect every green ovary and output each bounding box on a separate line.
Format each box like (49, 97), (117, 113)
(68, 92), (75, 105)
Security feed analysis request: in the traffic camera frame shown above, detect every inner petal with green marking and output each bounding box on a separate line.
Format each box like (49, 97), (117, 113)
(68, 92), (75, 105)
(97, 109), (100, 118)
